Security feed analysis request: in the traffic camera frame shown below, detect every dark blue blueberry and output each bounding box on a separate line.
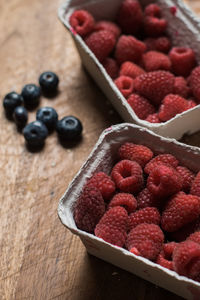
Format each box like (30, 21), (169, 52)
(39, 71), (59, 94)
(36, 107), (58, 131)
(56, 116), (82, 141)
(13, 106), (28, 129)
(3, 92), (23, 116)
(21, 84), (41, 109)
(23, 121), (48, 146)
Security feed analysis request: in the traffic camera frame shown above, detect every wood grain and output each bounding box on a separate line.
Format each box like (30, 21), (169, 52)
(0, 1), (199, 300)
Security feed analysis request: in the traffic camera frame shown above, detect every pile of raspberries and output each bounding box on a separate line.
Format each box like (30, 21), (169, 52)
(74, 142), (200, 282)
(69, 0), (200, 123)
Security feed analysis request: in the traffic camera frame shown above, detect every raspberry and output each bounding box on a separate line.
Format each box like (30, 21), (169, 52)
(74, 186), (105, 232)
(119, 142), (153, 167)
(176, 166), (195, 193)
(85, 30), (116, 62)
(111, 160), (144, 194)
(126, 223), (164, 260)
(145, 113), (160, 123)
(169, 218), (200, 242)
(161, 192), (200, 232)
(147, 164), (182, 198)
(94, 20), (121, 39)
(144, 4), (167, 37)
(158, 94), (188, 122)
(86, 172), (115, 201)
(142, 51), (171, 72)
(115, 35), (146, 65)
(186, 100), (197, 110)
(145, 37), (171, 53)
(169, 47), (196, 77)
(117, 0), (143, 35)
(191, 171), (200, 197)
(134, 71), (175, 106)
(119, 62), (145, 79)
(108, 193), (137, 213)
(127, 93), (156, 120)
(95, 206), (128, 247)
(144, 154), (179, 174)
(69, 10), (95, 37)
(145, 3), (162, 17)
(129, 207), (161, 231)
(114, 76), (134, 98)
(173, 76), (190, 98)
(137, 188), (160, 209)
(102, 58), (119, 79)
(188, 66), (200, 103)
(188, 231), (200, 245)
(156, 242), (177, 270)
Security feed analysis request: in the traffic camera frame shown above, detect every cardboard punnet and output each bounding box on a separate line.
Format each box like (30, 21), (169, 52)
(58, 0), (200, 140)
(58, 123), (200, 300)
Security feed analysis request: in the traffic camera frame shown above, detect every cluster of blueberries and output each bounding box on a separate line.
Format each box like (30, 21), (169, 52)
(3, 71), (83, 151)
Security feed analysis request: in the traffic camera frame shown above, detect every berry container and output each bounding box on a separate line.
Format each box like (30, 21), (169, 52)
(58, 0), (200, 139)
(58, 123), (200, 300)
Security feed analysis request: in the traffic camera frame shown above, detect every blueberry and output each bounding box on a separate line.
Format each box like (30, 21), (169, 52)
(21, 84), (41, 109)
(56, 116), (83, 141)
(13, 106), (28, 129)
(36, 107), (58, 131)
(39, 71), (59, 94)
(3, 92), (23, 116)
(23, 121), (48, 146)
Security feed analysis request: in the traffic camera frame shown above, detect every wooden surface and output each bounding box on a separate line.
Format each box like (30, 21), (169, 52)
(0, 1), (200, 299)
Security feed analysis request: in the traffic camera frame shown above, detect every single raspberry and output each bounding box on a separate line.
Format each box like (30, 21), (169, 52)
(108, 193), (137, 213)
(102, 58), (119, 79)
(69, 10), (95, 37)
(85, 30), (116, 62)
(176, 166), (195, 192)
(94, 20), (121, 39)
(118, 142), (153, 167)
(119, 61), (145, 79)
(158, 94), (188, 122)
(142, 51), (171, 72)
(137, 188), (160, 209)
(115, 35), (146, 65)
(145, 36), (171, 53)
(86, 172), (115, 201)
(74, 186), (105, 233)
(127, 93), (156, 120)
(191, 171), (200, 197)
(169, 47), (196, 77)
(111, 159), (144, 194)
(134, 71), (175, 106)
(169, 218), (200, 242)
(129, 207), (160, 231)
(144, 4), (167, 37)
(147, 164), (182, 198)
(145, 3), (162, 17)
(95, 206), (128, 247)
(173, 77), (190, 98)
(144, 154), (179, 174)
(156, 242), (177, 270)
(186, 100), (197, 110)
(114, 76), (134, 98)
(161, 192), (200, 232)
(117, 0), (143, 35)
(188, 231), (200, 245)
(145, 113), (160, 123)
(188, 66), (200, 103)
(126, 223), (164, 260)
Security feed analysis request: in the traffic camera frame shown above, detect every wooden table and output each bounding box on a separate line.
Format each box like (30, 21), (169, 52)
(0, 1), (200, 299)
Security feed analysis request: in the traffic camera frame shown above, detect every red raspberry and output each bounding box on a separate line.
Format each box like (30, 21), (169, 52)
(94, 21), (121, 39)
(127, 94), (156, 120)
(137, 188), (160, 209)
(114, 76), (134, 98)
(144, 4), (167, 37)
(86, 172), (115, 201)
(74, 186), (105, 233)
(145, 36), (171, 53)
(108, 193), (137, 213)
(134, 71), (175, 106)
(69, 10), (95, 37)
(158, 94), (188, 122)
(119, 61), (145, 79)
(188, 66), (200, 103)
(102, 58), (119, 79)
(161, 192), (200, 232)
(186, 99), (197, 110)
(95, 206), (128, 247)
(117, 0), (143, 35)
(129, 207), (160, 231)
(111, 160), (144, 194)
(173, 76), (190, 98)
(142, 51), (171, 72)
(191, 171), (200, 197)
(85, 30), (116, 62)
(144, 154), (179, 174)
(176, 166), (195, 193)
(126, 223), (164, 260)
(169, 47), (196, 77)
(188, 231), (200, 245)
(169, 218), (200, 242)
(156, 242), (177, 270)
(119, 142), (153, 167)
(145, 113), (160, 123)
(147, 164), (182, 198)
(115, 35), (146, 65)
